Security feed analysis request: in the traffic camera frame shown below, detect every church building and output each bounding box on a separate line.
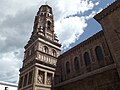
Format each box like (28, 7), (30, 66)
(18, 0), (120, 90)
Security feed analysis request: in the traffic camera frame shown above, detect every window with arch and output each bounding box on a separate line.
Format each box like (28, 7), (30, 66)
(47, 21), (51, 29)
(44, 13), (46, 16)
(43, 46), (49, 53)
(95, 46), (104, 61)
(66, 61), (70, 74)
(74, 57), (80, 72)
(52, 49), (57, 56)
(41, 13), (43, 16)
(84, 52), (91, 66)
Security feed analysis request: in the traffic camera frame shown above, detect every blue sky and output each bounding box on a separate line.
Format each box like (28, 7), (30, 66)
(0, 0), (115, 84)
(66, 0), (115, 50)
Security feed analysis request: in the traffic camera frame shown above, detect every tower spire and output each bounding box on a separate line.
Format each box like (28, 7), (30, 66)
(45, 1), (47, 5)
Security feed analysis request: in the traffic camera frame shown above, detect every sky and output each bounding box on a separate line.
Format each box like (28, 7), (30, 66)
(0, 0), (115, 84)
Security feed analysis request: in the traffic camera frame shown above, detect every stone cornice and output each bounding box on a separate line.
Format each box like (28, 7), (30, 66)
(94, 0), (120, 22)
(20, 59), (56, 73)
(24, 33), (61, 50)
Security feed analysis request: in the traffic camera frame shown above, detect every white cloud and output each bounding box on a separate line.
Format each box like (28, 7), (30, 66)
(0, 49), (23, 83)
(55, 16), (87, 49)
(56, 0), (95, 18)
(54, 0), (100, 49)
(0, 0), (106, 83)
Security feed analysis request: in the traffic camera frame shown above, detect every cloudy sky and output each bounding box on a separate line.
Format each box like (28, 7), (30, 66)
(0, 0), (115, 84)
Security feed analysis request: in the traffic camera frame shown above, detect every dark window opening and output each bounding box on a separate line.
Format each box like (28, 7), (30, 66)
(41, 13), (43, 16)
(43, 46), (49, 53)
(28, 71), (33, 85)
(52, 49), (57, 56)
(44, 13), (46, 16)
(66, 62), (70, 74)
(84, 52), (91, 66)
(95, 46), (104, 61)
(23, 74), (28, 87)
(47, 21), (51, 29)
(74, 57), (80, 72)
(50, 9), (52, 14)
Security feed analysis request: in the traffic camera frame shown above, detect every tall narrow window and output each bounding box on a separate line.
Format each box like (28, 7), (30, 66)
(66, 61), (70, 74)
(84, 52), (91, 66)
(44, 13), (46, 16)
(95, 46), (104, 61)
(52, 49), (57, 56)
(43, 46), (49, 53)
(74, 57), (80, 72)
(23, 74), (28, 87)
(47, 21), (51, 29)
(28, 71), (33, 85)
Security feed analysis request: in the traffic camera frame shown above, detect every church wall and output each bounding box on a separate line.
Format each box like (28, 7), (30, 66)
(55, 31), (114, 83)
(57, 69), (120, 90)
(94, 0), (120, 77)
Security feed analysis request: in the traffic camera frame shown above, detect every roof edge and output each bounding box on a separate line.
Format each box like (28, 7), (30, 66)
(94, 0), (120, 22)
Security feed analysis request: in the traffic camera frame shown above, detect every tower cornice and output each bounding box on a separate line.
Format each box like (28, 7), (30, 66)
(24, 34), (61, 50)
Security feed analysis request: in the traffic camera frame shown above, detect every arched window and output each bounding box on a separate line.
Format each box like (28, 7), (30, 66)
(74, 57), (80, 72)
(66, 61), (70, 74)
(44, 13), (46, 16)
(95, 46), (104, 61)
(52, 49), (57, 56)
(41, 13), (43, 16)
(84, 52), (91, 66)
(43, 46), (49, 53)
(47, 21), (51, 29)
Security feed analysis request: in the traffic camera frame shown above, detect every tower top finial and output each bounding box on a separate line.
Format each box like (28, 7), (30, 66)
(45, 1), (47, 5)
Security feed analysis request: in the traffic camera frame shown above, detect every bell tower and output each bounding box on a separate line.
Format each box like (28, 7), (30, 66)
(33, 4), (56, 40)
(18, 4), (61, 90)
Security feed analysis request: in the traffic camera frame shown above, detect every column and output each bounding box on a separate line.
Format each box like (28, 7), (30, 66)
(44, 71), (47, 85)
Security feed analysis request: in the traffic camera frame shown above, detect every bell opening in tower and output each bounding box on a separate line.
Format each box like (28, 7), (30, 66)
(48, 21), (51, 29)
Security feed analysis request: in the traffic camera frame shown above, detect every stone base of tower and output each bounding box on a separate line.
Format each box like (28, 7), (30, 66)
(18, 61), (55, 90)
